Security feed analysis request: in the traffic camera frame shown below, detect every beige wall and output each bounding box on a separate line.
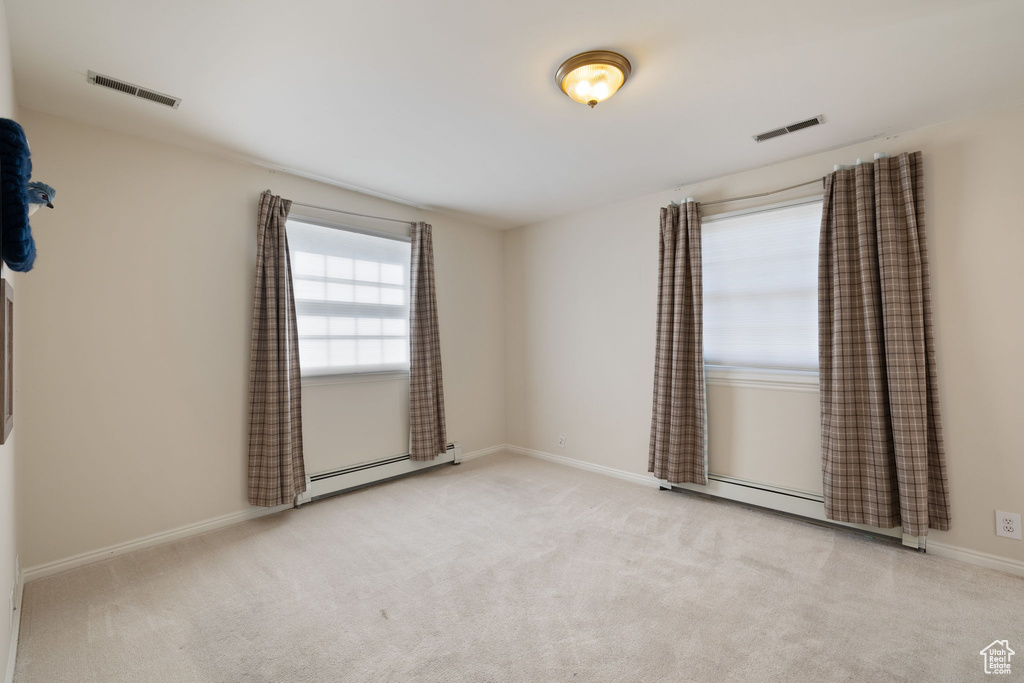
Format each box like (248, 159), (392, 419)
(505, 103), (1024, 564)
(16, 109), (505, 569)
(0, 0), (18, 675)
(9, 71), (1022, 579)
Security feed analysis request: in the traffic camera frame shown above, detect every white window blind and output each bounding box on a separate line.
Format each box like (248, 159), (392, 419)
(286, 219), (411, 376)
(702, 200), (822, 371)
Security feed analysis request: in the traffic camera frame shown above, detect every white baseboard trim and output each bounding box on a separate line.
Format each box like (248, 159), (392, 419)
(21, 443), (509, 585)
(504, 445), (661, 489)
(926, 541), (1024, 578)
(23, 445), (1020, 589)
(459, 445), (506, 462)
(22, 502), (292, 584)
(505, 444), (1024, 578)
(6, 564), (22, 683)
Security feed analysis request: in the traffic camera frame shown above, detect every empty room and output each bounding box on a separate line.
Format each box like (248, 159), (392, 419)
(0, 0), (1021, 680)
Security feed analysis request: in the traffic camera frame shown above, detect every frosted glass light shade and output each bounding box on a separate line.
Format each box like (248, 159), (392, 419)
(555, 51), (631, 108)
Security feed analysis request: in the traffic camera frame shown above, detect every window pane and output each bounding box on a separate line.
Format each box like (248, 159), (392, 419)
(299, 339), (328, 367)
(380, 263), (403, 285)
(356, 318), (382, 336)
(292, 252), (324, 277)
(702, 201), (821, 371)
(286, 219), (411, 376)
(357, 339), (383, 366)
(382, 319), (406, 336)
(383, 339), (408, 364)
(354, 285), (379, 304)
(355, 260), (379, 282)
(298, 315), (327, 336)
(328, 317), (356, 336)
(293, 279), (325, 301)
(329, 339), (356, 367)
(326, 256), (353, 280)
(380, 287), (404, 306)
(326, 283), (354, 302)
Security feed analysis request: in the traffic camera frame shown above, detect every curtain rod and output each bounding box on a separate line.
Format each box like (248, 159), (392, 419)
(683, 153), (890, 207)
(288, 200), (415, 226)
(691, 178), (824, 207)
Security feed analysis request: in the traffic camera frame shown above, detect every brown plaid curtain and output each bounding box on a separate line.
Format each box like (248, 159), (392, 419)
(247, 191), (306, 506)
(649, 201), (707, 484)
(819, 152), (950, 536)
(409, 222), (447, 461)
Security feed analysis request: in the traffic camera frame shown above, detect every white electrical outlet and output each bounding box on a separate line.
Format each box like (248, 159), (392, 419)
(995, 511), (1022, 540)
(558, 435), (566, 448)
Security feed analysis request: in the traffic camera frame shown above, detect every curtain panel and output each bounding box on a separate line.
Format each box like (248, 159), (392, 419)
(247, 191), (307, 506)
(409, 222), (447, 461)
(649, 201), (708, 484)
(818, 151), (950, 536)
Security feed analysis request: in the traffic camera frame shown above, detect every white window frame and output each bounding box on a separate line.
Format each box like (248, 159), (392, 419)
(704, 365), (819, 393)
(701, 195), (823, 391)
(286, 215), (411, 384)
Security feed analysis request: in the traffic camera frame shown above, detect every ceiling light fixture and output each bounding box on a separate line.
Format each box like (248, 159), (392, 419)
(555, 50), (631, 108)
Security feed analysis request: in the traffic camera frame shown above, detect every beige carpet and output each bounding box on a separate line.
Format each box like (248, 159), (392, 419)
(14, 452), (1024, 682)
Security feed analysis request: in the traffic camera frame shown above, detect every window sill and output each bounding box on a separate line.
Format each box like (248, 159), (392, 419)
(704, 365), (818, 393)
(301, 371), (409, 387)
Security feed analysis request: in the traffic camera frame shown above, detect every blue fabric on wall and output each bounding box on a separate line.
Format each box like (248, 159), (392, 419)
(0, 118), (37, 271)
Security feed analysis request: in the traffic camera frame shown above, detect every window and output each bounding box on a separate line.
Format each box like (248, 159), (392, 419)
(702, 199), (822, 372)
(286, 219), (411, 377)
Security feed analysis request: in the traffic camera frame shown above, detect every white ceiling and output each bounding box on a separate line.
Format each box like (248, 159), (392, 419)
(8, 0), (1024, 228)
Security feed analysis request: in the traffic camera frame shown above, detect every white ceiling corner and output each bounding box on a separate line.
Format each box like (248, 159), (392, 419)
(7, 0), (1024, 228)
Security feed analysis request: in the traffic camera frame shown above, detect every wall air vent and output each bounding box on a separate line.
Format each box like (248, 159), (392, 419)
(753, 115), (824, 143)
(87, 71), (181, 109)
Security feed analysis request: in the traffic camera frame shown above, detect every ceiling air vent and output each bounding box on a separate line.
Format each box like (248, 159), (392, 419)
(87, 71), (181, 109)
(753, 115), (824, 143)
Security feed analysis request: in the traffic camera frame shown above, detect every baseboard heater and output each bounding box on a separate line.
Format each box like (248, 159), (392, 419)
(665, 473), (924, 551)
(295, 442), (461, 505)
